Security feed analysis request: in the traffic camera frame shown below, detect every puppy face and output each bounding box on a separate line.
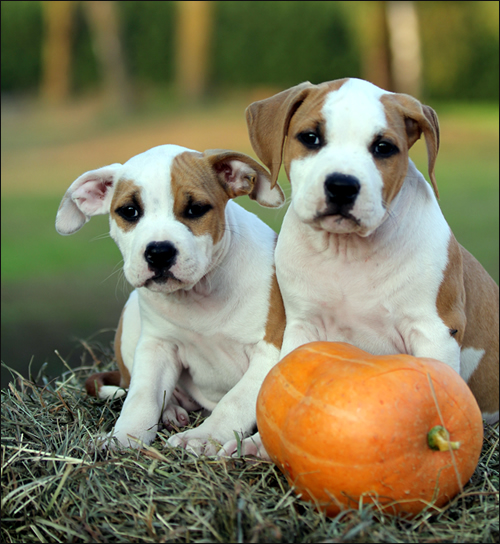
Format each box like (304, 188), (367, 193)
(284, 79), (410, 235)
(109, 147), (229, 292)
(56, 145), (283, 293)
(246, 78), (439, 237)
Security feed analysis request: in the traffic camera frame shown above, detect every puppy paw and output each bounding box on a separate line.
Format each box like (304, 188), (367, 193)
(104, 425), (157, 450)
(162, 403), (190, 430)
(218, 432), (270, 460)
(167, 429), (222, 456)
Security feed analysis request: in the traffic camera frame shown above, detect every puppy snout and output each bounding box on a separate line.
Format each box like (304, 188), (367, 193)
(145, 241), (178, 271)
(324, 173), (360, 206)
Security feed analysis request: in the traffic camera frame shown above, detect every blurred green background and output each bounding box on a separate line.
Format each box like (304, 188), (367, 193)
(1, 1), (498, 387)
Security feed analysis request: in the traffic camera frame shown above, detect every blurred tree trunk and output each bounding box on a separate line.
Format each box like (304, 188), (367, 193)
(386, 1), (422, 97)
(352, 1), (393, 91)
(175, 1), (213, 101)
(41, 1), (74, 104)
(84, 1), (133, 112)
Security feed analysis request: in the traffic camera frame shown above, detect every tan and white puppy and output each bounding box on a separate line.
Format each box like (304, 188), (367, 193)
(245, 78), (499, 425)
(56, 144), (286, 454)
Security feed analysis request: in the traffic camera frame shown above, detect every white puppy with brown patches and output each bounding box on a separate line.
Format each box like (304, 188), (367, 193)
(245, 78), (498, 428)
(56, 145), (285, 455)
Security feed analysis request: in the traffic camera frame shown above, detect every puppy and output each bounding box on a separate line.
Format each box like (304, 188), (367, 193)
(245, 78), (499, 424)
(56, 144), (286, 454)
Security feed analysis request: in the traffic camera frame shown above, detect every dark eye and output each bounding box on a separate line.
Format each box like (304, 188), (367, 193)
(372, 140), (398, 158)
(116, 204), (141, 222)
(184, 202), (212, 219)
(297, 131), (322, 149)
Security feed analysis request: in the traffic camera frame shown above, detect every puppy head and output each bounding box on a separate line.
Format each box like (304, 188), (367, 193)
(56, 145), (283, 292)
(246, 78), (439, 236)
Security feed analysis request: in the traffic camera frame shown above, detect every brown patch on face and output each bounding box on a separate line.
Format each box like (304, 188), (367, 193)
(380, 94), (440, 199)
(110, 179), (144, 232)
(246, 79), (350, 187)
(264, 268), (286, 349)
(375, 95), (415, 206)
(170, 152), (228, 244)
(283, 80), (348, 180)
(459, 243), (499, 415)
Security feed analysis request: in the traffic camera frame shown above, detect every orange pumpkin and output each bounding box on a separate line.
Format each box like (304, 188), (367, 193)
(256, 342), (484, 516)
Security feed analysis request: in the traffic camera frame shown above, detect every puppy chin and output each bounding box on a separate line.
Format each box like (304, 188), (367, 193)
(314, 206), (385, 237)
(317, 214), (362, 234)
(124, 268), (184, 293)
(143, 275), (184, 293)
(140, 270), (208, 295)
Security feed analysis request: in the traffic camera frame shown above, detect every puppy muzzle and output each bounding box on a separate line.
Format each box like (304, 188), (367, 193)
(144, 241), (178, 283)
(323, 173), (360, 218)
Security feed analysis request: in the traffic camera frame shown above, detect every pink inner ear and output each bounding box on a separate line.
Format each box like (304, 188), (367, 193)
(76, 180), (109, 201)
(214, 161), (236, 183)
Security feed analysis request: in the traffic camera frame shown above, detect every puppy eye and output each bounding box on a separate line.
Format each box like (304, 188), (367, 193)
(372, 140), (398, 158)
(184, 202), (212, 219)
(116, 205), (141, 222)
(297, 131), (322, 149)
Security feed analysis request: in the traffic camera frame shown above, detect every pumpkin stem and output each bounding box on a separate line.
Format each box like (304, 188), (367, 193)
(427, 425), (460, 452)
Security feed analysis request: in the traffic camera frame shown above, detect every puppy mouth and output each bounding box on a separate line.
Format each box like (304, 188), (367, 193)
(144, 270), (182, 288)
(316, 209), (361, 226)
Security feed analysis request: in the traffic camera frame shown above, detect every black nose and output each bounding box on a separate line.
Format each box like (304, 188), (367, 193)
(144, 241), (178, 271)
(324, 173), (360, 206)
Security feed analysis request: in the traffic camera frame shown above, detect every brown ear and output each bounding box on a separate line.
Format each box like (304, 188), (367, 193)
(389, 94), (440, 199)
(245, 82), (314, 187)
(203, 149), (285, 208)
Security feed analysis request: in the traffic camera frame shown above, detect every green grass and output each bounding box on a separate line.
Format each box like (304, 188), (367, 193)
(1, 352), (499, 543)
(1, 196), (121, 282)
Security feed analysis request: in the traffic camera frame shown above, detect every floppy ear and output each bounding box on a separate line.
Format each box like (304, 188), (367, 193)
(204, 149), (285, 208)
(389, 93), (440, 199)
(245, 82), (314, 187)
(55, 164), (122, 235)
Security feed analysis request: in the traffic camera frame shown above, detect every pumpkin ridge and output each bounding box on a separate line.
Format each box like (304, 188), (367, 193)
(291, 393), (372, 420)
(274, 367), (309, 400)
(306, 348), (380, 368)
(361, 366), (431, 383)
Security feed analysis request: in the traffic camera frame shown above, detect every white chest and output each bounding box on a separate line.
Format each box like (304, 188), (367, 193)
(275, 198), (451, 356)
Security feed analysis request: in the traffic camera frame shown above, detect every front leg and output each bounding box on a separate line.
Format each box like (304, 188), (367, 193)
(218, 324), (321, 459)
(280, 319), (322, 359)
(408, 319), (462, 374)
(168, 341), (280, 456)
(110, 337), (181, 448)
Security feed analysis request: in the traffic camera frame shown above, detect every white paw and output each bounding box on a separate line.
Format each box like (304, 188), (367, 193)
(167, 428), (222, 456)
(105, 423), (158, 450)
(90, 431), (128, 452)
(218, 432), (270, 460)
(162, 403), (190, 429)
